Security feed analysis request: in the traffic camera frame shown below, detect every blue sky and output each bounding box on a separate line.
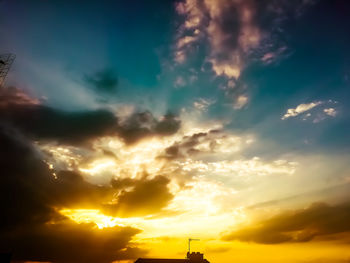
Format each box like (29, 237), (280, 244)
(1, 0), (349, 155)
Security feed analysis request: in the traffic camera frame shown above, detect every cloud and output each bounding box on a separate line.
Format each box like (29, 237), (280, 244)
(51, 170), (114, 209)
(103, 175), (174, 217)
(175, 0), (261, 78)
(175, 0), (313, 79)
(223, 201), (350, 244)
(324, 108), (337, 117)
(84, 69), (118, 94)
(282, 100), (339, 122)
(176, 157), (297, 178)
(117, 111), (181, 144)
(3, 221), (143, 263)
(174, 0), (315, 109)
(233, 95), (249, 109)
(193, 98), (215, 112)
(0, 126), (145, 262)
(163, 129), (245, 159)
(260, 46), (289, 65)
(282, 101), (322, 120)
(0, 88), (181, 145)
(0, 86), (41, 107)
(0, 102), (118, 145)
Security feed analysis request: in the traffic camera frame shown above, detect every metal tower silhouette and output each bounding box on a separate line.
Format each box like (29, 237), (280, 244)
(188, 238), (200, 255)
(0, 53), (16, 88)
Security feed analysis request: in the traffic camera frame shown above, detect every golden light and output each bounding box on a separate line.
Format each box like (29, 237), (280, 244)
(60, 209), (125, 229)
(78, 158), (117, 176)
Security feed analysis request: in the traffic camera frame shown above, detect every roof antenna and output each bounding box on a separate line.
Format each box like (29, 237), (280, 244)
(188, 238), (200, 255)
(0, 53), (16, 88)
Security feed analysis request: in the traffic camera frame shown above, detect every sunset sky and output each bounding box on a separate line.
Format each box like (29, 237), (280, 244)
(1, 0), (350, 263)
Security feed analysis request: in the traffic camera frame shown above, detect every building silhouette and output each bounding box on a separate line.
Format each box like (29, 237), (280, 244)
(135, 252), (210, 263)
(0, 253), (12, 263)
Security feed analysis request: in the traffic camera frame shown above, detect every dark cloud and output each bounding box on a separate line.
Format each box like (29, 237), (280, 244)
(0, 87), (181, 261)
(223, 202), (350, 244)
(0, 88), (118, 145)
(118, 111), (181, 144)
(51, 170), (114, 209)
(104, 175), (174, 217)
(3, 221), (143, 263)
(0, 105), (118, 145)
(0, 126), (145, 262)
(163, 129), (223, 159)
(84, 69), (118, 93)
(0, 88), (181, 145)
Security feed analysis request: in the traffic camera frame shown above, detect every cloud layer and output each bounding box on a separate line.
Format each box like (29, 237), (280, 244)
(174, 0), (314, 108)
(0, 125), (145, 262)
(223, 202), (350, 244)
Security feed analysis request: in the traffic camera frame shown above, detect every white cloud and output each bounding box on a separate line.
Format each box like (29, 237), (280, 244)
(323, 108), (337, 117)
(174, 1), (312, 80)
(177, 35), (197, 49)
(173, 0), (314, 111)
(233, 95), (249, 109)
(193, 98), (215, 112)
(178, 157), (298, 177)
(175, 0), (261, 79)
(281, 101), (322, 120)
(282, 100), (340, 122)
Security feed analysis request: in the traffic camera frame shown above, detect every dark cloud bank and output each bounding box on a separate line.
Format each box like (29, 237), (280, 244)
(0, 125), (145, 263)
(223, 201), (350, 244)
(0, 88), (179, 262)
(0, 87), (180, 145)
(105, 175), (174, 217)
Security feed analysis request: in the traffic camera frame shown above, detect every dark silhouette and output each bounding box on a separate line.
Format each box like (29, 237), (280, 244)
(0, 253), (12, 263)
(135, 252), (210, 263)
(0, 53), (16, 87)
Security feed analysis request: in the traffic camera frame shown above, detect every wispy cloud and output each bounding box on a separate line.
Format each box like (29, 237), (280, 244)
(193, 98), (215, 112)
(233, 95), (249, 109)
(174, 0), (315, 109)
(261, 46), (289, 65)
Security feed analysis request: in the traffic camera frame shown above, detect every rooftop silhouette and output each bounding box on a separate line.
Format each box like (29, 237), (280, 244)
(0, 253), (11, 263)
(135, 252), (210, 263)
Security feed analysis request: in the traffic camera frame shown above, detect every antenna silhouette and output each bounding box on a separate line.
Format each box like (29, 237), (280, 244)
(0, 53), (16, 88)
(188, 238), (200, 254)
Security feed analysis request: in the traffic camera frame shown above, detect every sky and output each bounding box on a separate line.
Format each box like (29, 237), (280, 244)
(0, 0), (350, 262)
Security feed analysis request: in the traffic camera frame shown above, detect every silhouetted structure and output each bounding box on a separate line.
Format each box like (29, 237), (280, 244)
(0, 253), (12, 263)
(0, 53), (16, 87)
(135, 252), (210, 263)
(188, 238), (200, 254)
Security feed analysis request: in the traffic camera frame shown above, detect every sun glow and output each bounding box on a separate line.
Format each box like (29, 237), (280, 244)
(79, 158), (117, 176)
(60, 209), (127, 229)
(87, 136), (180, 179)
